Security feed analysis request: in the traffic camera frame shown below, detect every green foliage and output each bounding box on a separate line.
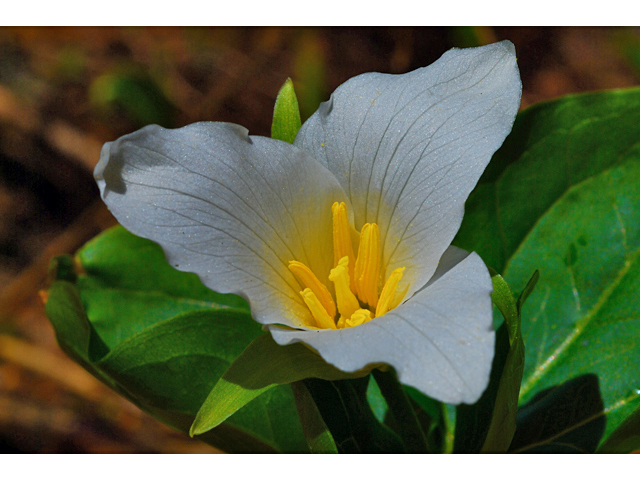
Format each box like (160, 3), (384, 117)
(455, 88), (640, 452)
(302, 376), (405, 453)
(190, 333), (368, 436)
(271, 78), (302, 144)
(44, 86), (640, 454)
(598, 402), (640, 453)
(456, 88), (640, 273)
(45, 227), (308, 453)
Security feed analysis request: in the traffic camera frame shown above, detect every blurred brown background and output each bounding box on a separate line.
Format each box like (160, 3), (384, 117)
(0, 26), (638, 453)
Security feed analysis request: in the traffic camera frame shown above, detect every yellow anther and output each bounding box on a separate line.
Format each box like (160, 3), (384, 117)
(346, 308), (373, 328)
(289, 260), (336, 318)
(376, 267), (406, 317)
(329, 256), (361, 320)
(290, 202), (407, 331)
(354, 223), (380, 308)
(300, 288), (336, 330)
(332, 202), (356, 290)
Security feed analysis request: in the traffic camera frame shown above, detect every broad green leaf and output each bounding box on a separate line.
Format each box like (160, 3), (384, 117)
(96, 309), (261, 414)
(46, 226), (309, 452)
(271, 78), (302, 144)
(95, 309), (305, 452)
(456, 87), (640, 273)
(78, 226), (247, 310)
(510, 158), (640, 449)
(76, 226), (247, 350)
(455, 89), (640, 451)
(190, 333), (368, 436)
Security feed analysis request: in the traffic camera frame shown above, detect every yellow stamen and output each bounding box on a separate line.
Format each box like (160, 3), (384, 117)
(289, 260), (336, 318)
(354, 223), (380, 308)
(346, 308), (372, 328)
(376, 267), (405, 317)
(290, 202), (407, 331)
(332, 202), (356, 290)
(300, 288), (336, 330)
(329, 256), (360, 320)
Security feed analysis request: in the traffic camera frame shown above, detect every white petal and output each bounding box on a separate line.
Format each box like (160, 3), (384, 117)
(295, 41), (521, 297)
(270, 248), (495, 404)
(95, 122), (349, 328)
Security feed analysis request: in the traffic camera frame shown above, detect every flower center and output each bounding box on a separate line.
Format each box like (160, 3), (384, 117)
(289, 202), (408, 330)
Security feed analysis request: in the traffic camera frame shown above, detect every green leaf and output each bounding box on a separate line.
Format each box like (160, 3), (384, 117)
(456, 87), (640, 273)
(78, 226), (247, 310)
(517, 270), (540, 317)
(598, 402), (640, 453)
(45, 280), (109, 376)
(76, 226), (247, 350)
(271, 78), (302, 144)
(45, 226), (309, 452)
(455, 88), (640, 451)
(302, 376), (405, 453)
(291, 381), (338, 453)
(511, 158), (640, 450)
(509, 375), (605, 453)
(190, 333), (368, 436)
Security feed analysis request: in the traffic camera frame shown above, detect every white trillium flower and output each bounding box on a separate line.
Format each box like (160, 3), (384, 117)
(94, 41), (521, 404)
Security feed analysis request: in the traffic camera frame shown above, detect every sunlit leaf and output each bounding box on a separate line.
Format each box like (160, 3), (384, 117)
(456, 88), (640, 451)
(190, 334), (367, 436)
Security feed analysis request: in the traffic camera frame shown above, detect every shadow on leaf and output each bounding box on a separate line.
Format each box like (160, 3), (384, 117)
(509, 374), (605, 453)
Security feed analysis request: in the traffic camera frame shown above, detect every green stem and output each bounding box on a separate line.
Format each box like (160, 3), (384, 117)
(372, 369), (429, 453)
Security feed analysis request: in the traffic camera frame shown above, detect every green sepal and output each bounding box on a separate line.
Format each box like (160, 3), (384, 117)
(190, 333), (368, 436)
(291, 381), (338, 453)
(271, 78), (302, 144)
